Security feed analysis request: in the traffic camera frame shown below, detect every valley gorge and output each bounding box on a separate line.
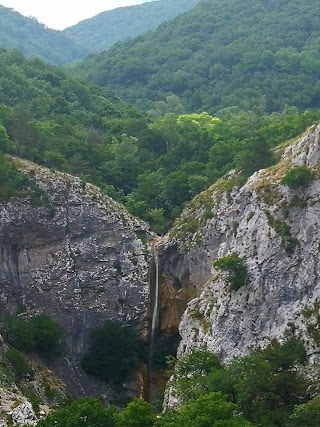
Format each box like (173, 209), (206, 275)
(1, 123), (320, 423)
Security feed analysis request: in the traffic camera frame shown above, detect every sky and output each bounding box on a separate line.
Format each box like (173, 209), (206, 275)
(0, 0), (153, 30)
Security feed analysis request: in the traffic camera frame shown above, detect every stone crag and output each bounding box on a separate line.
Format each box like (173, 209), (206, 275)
(161, 124), (320, 368)
(0, 160), (154, 398)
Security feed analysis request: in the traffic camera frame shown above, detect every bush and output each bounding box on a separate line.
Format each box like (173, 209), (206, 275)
(281, 166), (313, 188)
(213, 253), (248, 291)
(81, 321), (139, 384)
(6, 348), (34, 380)
(37, 398), (116, 427)
(5, 314), (64, 359)
(0, 155), (28, 203)
(5, 315), (35, 352)
(30, 314), (64, 359)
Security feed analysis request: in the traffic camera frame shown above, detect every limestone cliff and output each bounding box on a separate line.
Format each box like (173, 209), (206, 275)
(0, 159), (154, 397)
(161, 124), (320, 366)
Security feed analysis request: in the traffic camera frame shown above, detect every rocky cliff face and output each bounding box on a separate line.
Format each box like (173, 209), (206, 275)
(161, 124), (320, 366)
(0, 160), (154, 397)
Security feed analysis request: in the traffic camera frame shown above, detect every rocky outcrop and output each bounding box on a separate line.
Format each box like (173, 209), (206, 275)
(0, 160), (154, 397)
(161, 124), (320, 366)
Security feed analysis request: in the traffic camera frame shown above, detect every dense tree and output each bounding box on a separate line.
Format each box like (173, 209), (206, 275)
(81, 321), (139, 384)
(0, 6), (87, 65)
(0, 50), (320, 233)
(37, 398), (116, 427)
(64, 0), (198, 55)
(5, 314), (64, 359)
(72, 0), (320, 114)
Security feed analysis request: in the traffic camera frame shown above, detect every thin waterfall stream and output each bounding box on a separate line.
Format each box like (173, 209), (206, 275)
(148, 247), (160, 397)
(151, 249), (160, 344)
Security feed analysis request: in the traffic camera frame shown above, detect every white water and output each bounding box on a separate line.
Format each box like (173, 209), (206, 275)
(151, 250), (160, 339)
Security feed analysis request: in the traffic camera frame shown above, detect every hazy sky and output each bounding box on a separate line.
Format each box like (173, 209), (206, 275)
(0, 1), (152, 30)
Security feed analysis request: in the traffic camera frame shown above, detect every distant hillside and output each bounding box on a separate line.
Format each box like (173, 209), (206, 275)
(0, 5), (88, 65)
(72, 0), (320, 113)
(63, 0), (198, 54)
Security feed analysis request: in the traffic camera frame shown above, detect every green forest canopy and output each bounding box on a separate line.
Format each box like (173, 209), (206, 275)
(0, 5), (87, 65)
(0, 49), (320, 233)
(37, 340), (320, 427)
(72, 0), (320, 114)
(63, 0), (198, 55)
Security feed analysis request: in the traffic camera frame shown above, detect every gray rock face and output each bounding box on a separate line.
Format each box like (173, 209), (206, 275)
(11, 402), (37, 426)
(162, 124), (320, 365)
(0, 162), (153, 396)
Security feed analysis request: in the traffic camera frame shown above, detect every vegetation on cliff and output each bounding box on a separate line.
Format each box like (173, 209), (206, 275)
(37, 338), (319, 427)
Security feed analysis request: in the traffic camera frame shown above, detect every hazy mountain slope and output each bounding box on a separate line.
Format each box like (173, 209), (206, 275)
(63, 0), (198, 54)
(0, 5), (88, 65)
(72, 0), (320, 113)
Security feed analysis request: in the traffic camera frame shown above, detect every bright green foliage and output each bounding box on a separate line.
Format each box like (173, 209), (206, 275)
(290, 396), (320, 427)
(117, 398), (155, 427)
(175, 392), (254, 427)
(5, 314), (64, 359)
(81, 321), (139, 384)
(213, 254), (248, 291)
(37, 398), (116, 427)
(0, 50), (319, 233)
(281, 166), (314, 188)
(5, 348), (34, 380)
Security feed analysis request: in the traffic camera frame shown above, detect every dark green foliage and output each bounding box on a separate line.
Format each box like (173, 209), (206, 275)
(73, 0), (320, 114)
(281, 166), (314, 188)
(213, 254), (248, 291)
(64, 0), (198, 55)
(0, 6), (87, 65)
(81, 321), (139, 384)
(117, 398), (155, 427)
(5, 348), (34, 380)
(173, 392), (254, 427)
(30, 339), (317, 427)
(228, 338), (310, 426)
(30, 314), (64, 359)
(37, 398), (117, 427)
(5, 315), (36, 352)
(5, 314), (64, 359)
(0, 155), (28, 203)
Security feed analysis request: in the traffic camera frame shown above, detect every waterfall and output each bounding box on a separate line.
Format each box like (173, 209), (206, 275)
(151, 250), (160, 339)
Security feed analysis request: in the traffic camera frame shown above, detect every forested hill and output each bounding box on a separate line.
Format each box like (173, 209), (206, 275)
(72, 0), (320, 114)
(63, 0), (198, 54)
(0, 5), (88, 65)
(1, 49), (320, 234)
(0, 0), (198, 65)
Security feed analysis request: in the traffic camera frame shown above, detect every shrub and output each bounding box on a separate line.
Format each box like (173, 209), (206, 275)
(213, 253), (248, 291)
(30, 314), (64, 359)
(5, 315), (35, 352)
(5, 314), (64, 359)
(281, 166), (313, 188)
(81, 321), (139, 384)
(6, 348), (34, 380)
(0, 155), (28, 203)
